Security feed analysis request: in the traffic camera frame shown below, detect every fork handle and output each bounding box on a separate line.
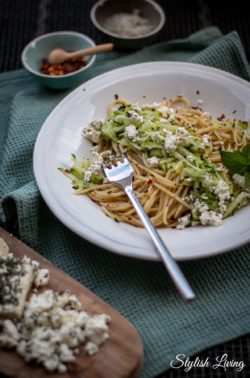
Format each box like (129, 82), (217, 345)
(125, 186), (195, 301)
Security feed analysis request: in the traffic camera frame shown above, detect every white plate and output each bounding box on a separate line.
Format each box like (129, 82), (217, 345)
(34, 62), (250, 261)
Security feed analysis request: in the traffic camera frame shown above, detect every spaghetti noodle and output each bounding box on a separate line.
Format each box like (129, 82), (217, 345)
(60, 97), (250, 229)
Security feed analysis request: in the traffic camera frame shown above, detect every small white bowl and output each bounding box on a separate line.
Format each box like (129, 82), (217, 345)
(21, 31), (96, 90)
(90, 0), (165, 50)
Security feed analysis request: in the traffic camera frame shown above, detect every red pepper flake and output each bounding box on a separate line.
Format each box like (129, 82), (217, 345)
(147, 179), (153, 185)
(196, 90), (200, 95)
(217, 113), (225, 121)
(40, 57), (87, 76)
(64, 168), (70, 173)
(114, 94), (119, 100)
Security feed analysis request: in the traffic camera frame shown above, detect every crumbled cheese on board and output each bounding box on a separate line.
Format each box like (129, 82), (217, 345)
(0, 240), (111, 373)
(13, 290), (111, 373)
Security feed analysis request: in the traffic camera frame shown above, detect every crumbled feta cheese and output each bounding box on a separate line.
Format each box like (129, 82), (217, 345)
(176, 127), (188, 136)
(213, 180), (231, 214)
(83, 121), (103, 143)
(158, 106), (175, 122)
(160, 117), (167, 123)
(83, 127), (101, 143)
(59, 343), (75, 362)
(31, 260), (40, 271)
(147, 156), (159, 168)
(193, 199), (222, 226)
(0, 320), (20, 348)
(84, 313), (111, 346)
(27, 290), (54, 312)
(84, 150), (104, 183)
(34, 269), (50, 288)
(177, 214), (191, 230)
(91, 119), (104, 131)
(125, 125), (137, 139)
(128, 110), (143, 124)
(202, 134), (211, 147)
(186, 154), (194, 162)
(157, 106), (169, 115)
(164, 132), (178, 152)
(199, 211), (222, 226)
(85, 341), (98, 355)
(214, 180), (230, 200)
(84, 169), (92, 182)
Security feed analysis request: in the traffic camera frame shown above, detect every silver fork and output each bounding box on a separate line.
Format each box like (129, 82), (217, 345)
(103, 157), (195, 301)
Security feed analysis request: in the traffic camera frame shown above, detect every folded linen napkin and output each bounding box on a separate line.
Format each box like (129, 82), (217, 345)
(1, 27), (250, 377)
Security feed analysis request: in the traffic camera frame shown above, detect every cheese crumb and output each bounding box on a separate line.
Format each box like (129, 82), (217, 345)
(128, 110), (143, 124)
(177, 214), (191, 230)
(164, 132), (178, 152)
(125, 125), (137, 139)
(34, 269), (50, 288)
(147, 156), (159, 168)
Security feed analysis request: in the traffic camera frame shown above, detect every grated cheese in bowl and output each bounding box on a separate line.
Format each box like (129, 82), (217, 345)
(104, 9), (153, 38)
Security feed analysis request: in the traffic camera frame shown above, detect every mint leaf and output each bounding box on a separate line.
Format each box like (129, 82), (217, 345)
(220, 150), (247, 174)
(242, 144), (250, 162)
(245, 171), (250, 188)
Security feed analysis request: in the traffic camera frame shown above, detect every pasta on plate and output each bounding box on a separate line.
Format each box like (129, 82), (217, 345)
(60, 96), (250, 229)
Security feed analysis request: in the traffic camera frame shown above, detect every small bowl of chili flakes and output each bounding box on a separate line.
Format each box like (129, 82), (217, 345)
(21, 31), (96, 89)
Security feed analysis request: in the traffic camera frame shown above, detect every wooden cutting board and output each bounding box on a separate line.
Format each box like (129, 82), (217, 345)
(0, 228), (144, 378)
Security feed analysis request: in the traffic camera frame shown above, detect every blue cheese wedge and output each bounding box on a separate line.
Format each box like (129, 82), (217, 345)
(0, 247), (50, 319)
(0, 254), (34, 319)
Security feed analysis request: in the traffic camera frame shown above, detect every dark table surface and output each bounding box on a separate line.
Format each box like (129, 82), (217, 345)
(0, 1), (250, 377)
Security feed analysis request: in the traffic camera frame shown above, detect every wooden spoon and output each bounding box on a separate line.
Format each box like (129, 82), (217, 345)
(47, 43), (114, 64)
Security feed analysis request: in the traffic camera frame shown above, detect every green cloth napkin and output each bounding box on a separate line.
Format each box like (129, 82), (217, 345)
(1, 27), (250, 377)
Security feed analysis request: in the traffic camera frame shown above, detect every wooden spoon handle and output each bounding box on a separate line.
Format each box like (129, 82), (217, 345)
(69, 43), (114, 59)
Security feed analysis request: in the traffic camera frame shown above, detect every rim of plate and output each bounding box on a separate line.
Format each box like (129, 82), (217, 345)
(33, 61), (250, 261)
